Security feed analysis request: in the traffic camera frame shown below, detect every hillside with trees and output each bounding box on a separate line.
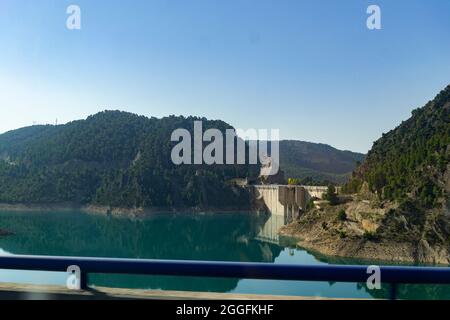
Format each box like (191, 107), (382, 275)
(282, 85), (450, 264)
(278, 140), (364, 184)
(0, 111), (258, 209)
(344, 85), (450, 209)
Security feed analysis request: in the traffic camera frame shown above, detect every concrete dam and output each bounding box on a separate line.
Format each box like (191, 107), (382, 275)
(252, 185), (328, 223)
(251, 185), (329, 245)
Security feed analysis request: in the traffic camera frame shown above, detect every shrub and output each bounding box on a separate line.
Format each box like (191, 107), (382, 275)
(323, 185), (339, 205)
(363, 231), (377, 241)
(337, 209), (347, 221)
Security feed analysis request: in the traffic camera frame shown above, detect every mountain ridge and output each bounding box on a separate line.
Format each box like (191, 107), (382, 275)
(0, 111), (257, 209)
(282, 84), (450, 264)
(278, 140), (364, 184)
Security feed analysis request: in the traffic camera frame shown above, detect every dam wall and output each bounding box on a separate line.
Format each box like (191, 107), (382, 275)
(252, 185), (329, 222)
(251, 185), (330, 244)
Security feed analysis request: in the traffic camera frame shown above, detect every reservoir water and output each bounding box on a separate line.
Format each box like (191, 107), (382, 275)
(0, 210), (448, 299)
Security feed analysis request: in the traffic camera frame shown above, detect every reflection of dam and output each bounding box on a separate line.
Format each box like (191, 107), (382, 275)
(254, 214), (286, 245)
(251, 185), (328, 245)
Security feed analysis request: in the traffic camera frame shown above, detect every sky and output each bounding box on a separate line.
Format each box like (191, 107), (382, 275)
(0, 0), (449, 153)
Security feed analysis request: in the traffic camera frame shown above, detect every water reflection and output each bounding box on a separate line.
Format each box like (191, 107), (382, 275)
(0, 211), (282, 292)
(254, 214), (286, 245)
(0, 210), (449, 299)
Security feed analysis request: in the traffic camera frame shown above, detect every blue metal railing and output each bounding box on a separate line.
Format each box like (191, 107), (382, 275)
(1, 254), (450, 299)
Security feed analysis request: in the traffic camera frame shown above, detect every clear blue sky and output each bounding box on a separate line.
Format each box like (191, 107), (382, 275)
(0, 0), (449, 153)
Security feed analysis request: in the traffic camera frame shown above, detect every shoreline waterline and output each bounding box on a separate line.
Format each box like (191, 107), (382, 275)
(0, 202), (262, 217)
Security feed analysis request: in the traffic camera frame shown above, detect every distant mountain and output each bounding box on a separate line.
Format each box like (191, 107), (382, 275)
(278, 140), (365, 184)
(0, 111), (258, 209)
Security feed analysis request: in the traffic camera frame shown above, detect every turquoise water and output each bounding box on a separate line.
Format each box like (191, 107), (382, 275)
(0, 210), (448, 299)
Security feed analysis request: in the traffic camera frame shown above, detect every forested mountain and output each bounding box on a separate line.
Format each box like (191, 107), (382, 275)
(0, 111), (258, 209)
(278, 140), (365, 184)
(345, 85), (450, 209)
(283, 85), (450, 264)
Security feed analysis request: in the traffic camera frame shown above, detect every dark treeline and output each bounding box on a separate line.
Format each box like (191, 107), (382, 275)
(0, 111), (259, 208)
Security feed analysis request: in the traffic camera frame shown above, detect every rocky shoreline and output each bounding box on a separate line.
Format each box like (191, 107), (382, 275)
(280, 199), (450, 265)
(84, 204), (259, 218)
(280, 228), (449, 265)
(0, 202), (258, 218)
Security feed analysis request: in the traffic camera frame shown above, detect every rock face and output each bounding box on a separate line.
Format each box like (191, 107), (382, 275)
(280, 198), (450, 265)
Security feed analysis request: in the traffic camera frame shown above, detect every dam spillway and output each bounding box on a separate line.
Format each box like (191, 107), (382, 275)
(252, 185), (329, 222)
(251, 185), (329, 245)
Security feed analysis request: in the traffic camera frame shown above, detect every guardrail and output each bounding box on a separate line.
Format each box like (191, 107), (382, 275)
(1, 255), (450, 299)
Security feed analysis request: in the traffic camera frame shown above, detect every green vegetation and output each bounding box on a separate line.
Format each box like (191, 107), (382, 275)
(306, 198), (316, 211)
(322, 185), (339, 205)
(337, 209), (347, 221)
(287, 176), (334, 186)
(363, 231), (378, 242)
(338, 230), (347, 239)
(0, 111), (259, 208)
(287, 178), (301, 185)
(344, 85), (450, 209)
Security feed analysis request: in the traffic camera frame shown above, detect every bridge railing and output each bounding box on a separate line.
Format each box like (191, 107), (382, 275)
(1, 254), (450, 299)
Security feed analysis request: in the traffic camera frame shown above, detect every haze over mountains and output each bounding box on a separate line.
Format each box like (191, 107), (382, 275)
(278, 140), (364, 184)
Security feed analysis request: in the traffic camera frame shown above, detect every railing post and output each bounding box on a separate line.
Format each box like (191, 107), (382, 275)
(389, 283), (397, 300)
(80, 271), (89, 291)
